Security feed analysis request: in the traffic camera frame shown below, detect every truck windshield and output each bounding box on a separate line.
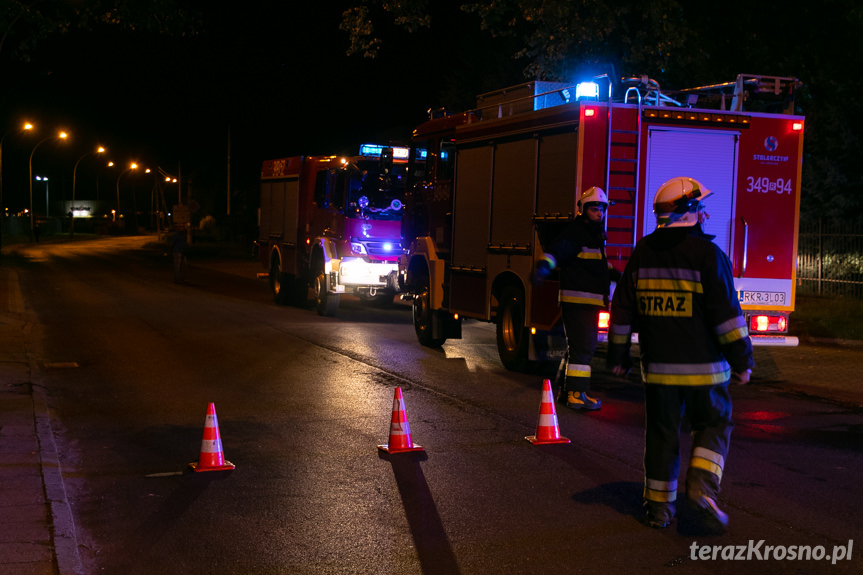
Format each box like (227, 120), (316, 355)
(345, 160), (407, 222)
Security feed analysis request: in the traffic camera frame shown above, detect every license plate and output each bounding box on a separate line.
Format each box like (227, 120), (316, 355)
(739, 290), (786, 305)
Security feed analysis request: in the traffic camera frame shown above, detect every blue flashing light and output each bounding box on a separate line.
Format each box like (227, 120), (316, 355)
(383, 242), (393, 252)
(576, 82), (599, 100)
(360, 144), (385, 157)
(359, 144), (411, 159)
(417, 148), (428, 160)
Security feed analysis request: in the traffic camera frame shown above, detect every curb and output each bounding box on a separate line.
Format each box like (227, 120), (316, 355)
(34, 384), (83, 575)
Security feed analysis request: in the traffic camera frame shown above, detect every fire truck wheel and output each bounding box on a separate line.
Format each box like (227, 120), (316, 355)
(313, 267), (340, 317)
(413, 283), (445, 347)
(270, 259), (291, 306)
(496, 286), (531, 372)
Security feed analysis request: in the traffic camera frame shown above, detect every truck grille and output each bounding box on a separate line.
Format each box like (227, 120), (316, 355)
(362, 240), (401, 257)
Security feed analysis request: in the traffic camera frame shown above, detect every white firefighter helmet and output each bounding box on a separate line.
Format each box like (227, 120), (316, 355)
(653, 177), (713, 228)
(577, 186), (609, 215)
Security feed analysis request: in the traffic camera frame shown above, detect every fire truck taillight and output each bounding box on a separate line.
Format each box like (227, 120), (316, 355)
(750, 314), (788, 333)
(584, 108), (596, 118)
(598, 311), (610, 330)
(792, 121), (804, 131)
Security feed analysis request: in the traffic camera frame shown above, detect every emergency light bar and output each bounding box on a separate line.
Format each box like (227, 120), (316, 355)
(359, 144), (410, 159)
(576, 82), (599, 100)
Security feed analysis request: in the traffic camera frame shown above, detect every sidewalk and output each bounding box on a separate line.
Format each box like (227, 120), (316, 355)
(1, 263), (82, 575)
(2, 243), (862, 575)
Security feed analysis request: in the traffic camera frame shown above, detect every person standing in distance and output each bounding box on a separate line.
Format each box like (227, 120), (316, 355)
(534, 186), (621, 411)
(607, 176), (754, 531)
(171, 223), (188, 284)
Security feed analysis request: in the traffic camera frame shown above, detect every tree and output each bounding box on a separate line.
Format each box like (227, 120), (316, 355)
(340, 0), (863, 224)
(340, 0), (706, 84)
(1, 0), (201, 63)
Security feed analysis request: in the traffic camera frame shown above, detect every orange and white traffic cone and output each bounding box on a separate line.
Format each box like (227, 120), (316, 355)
(189, 402), (236, 472)
(378, 387), (424, 453)
(526, 379), (571, 445)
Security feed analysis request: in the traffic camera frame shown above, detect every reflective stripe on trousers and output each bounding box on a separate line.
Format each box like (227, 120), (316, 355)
(561, 303), (600, 393)
(643, 382), (733, 504)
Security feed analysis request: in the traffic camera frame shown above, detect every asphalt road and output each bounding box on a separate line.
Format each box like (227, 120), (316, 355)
(10, 236), (863, 574)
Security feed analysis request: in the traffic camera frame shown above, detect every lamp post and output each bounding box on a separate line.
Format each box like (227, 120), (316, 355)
(70, 146), (105, 236)
(29, 131), (67, 242)
(163, 175), (177, 232)
(102, 161), (115, 202)
(0, 122), (34, 250)
(35, 176), (49, 216)
(115, 162), (137, 226)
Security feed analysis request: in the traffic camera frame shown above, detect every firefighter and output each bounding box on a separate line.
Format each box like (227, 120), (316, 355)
(606, 176), (754, 531)
(533, 186), (620, 411)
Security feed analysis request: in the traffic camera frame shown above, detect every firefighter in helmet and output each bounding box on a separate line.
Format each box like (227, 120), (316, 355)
(533, 186), (621, 410)
(607, 176), (754, 530)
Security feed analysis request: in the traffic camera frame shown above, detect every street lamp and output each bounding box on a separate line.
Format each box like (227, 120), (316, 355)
(0, 122), (34, 250)
(29, 131), (68, 242)
(70, 146), (105, 236)
(115, 162), (137, 224)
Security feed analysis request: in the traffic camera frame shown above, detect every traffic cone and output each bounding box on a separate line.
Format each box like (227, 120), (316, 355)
(189, 402), (236, 472)
(378, 387), (424, 453)
(526, 379), (571, 444)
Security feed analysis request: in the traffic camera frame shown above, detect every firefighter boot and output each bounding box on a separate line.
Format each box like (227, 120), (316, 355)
(643, 500), (675, 529)
(691, 494), (729, 532)
(566, 391), (602, 411)
(687, 467), (728, 532)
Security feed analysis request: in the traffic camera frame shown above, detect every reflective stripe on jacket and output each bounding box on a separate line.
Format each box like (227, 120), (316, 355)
(608, 226), (754, 385)
(542, 215), (613, 307)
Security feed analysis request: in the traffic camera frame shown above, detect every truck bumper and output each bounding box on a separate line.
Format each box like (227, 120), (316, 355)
(596, 332), (799, 347)
(336, 259), (399, 291)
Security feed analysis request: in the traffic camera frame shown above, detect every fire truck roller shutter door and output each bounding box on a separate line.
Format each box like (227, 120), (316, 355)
(644, 128), (738, 257)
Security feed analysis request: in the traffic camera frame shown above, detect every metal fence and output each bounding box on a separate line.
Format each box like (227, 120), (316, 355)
(797, 219), (863, 299)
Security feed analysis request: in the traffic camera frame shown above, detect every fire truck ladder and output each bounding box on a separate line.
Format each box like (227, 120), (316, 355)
(604, 86), (642, 251)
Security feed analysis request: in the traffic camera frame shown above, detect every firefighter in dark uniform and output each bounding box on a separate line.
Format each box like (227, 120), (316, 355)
(607, 176), (753, 530)
(534, 187), (620, 411)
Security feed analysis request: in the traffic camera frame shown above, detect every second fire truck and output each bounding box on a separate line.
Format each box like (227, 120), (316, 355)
(399, 73), (804, 370)
(259, 144), (407, 316)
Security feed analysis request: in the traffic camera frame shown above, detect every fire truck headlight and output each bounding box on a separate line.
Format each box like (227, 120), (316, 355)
(350, 242), (367, 255)
(340, 258), (364, 277)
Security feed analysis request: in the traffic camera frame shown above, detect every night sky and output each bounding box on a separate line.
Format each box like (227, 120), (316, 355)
(3, 2), (861, 224)
(0, 3), (521, 220)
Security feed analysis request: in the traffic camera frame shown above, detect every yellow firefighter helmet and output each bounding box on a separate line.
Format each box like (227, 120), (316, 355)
(653, 177), (712, 228)
(577, 186), (609, 215)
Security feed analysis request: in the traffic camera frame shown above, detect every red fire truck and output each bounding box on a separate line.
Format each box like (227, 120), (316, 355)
(258, 144), (407, 315)
(399, 74), (804, 370)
